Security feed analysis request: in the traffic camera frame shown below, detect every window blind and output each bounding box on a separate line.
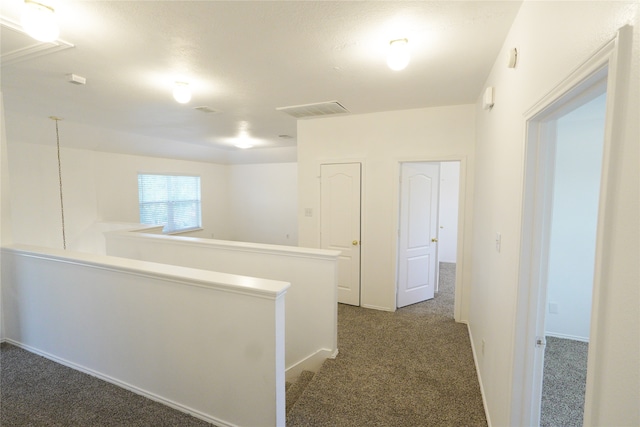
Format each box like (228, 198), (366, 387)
(138, 174), (201, 233)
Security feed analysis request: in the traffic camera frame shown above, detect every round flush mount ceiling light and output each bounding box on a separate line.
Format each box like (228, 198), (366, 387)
(234, 130), (254, 149)
(234, 141), (254, 149)
(21, 0), (59, 42)
(172, 81), (191, 104)
(387, 38), (410, 71)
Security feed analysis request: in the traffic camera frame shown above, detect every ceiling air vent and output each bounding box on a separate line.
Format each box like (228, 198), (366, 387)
(276, 101), (349, 119)
(194, 106), (219, 114)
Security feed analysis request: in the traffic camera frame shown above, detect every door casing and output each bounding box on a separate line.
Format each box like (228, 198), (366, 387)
(392, 157), (467, 321)
(320, 162), (362, 306)
(512, 26), (630, 426)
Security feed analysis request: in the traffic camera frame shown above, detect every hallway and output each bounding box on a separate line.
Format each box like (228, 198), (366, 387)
(287, 263), (487, 426)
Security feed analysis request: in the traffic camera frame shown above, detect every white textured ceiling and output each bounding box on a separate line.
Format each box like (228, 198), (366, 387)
(0, 1), (522, 164)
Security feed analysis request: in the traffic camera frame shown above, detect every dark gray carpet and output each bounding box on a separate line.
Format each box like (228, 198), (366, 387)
(286, 370), (315, 415)
(0, 343), (214, 426)
(287, 262), (487, 427)
(541, 336), (588, 427)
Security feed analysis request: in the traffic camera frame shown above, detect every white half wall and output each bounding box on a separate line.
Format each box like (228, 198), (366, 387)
(2, 245), (289, 427)
(297, 105), (475, 317)
(105, 230), (339, 379)
(469, 2), (639, 426)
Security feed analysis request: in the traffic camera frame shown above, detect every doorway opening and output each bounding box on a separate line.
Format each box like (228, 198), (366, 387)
(512, 28), (626, 424)
(538, 88), (607, 426)
(396, 161), (461, 316)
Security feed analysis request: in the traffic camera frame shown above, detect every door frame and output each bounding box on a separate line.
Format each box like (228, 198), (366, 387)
(512, 26), (631, 427)
(317, 159), (365, 305)
(396, 162), (441, 308)
(392, 156), (468, 322)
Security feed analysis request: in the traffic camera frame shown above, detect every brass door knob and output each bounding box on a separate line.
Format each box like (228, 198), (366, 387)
(352, 240), (359, 246)
(431, 238), (438, 243)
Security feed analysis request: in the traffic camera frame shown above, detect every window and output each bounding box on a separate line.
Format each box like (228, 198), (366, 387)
(138, 174), (201, 233)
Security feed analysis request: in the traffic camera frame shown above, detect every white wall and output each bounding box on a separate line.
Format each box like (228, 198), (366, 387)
(438, 161), (460, 264)
(228, 163), (298, 245)
(297, 105), (475, 315)
(105, 230), (339, 379)
(6, 128), (299, 252)
(7, 141), (232, 252)
(1, 94), (12, 248)
(95, 151), (232, 241)
(545, 94), (606, 342)
(469, 2), (639, 426)
(0, 93), (8, 340)
(2, 245), (289, 426)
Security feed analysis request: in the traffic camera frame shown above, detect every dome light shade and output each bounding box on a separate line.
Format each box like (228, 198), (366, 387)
(234, 130), (254, 149)
(387, 38), (410, 71)
(173, 82), (191, 104)
(234, 141), (254, 149)
(21, 0), (59, 42)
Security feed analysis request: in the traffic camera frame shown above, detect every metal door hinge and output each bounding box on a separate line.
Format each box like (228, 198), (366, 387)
(535, 337), (546, 348)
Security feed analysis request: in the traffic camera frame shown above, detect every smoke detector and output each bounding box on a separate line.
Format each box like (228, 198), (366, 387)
(66, 73), (86, 85)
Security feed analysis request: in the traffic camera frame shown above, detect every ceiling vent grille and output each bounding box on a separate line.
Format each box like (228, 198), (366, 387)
(194, 106), (219, 114)
(276, 101), (349, 119)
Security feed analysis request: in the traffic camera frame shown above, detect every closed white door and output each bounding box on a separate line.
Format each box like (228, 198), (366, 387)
(397, 162), (440, 308)
(320, 163), (361, 306)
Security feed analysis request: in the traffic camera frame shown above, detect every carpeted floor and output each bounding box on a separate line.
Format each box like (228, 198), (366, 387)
(540, 336), (588, 427)
(287, 262), (488, 427)
(1, 262), (487, 427)
(0, 343), (213, 426)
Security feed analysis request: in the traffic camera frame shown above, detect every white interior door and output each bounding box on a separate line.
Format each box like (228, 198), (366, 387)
(320, 163), (361, 306)
(397, 162), (440, 308)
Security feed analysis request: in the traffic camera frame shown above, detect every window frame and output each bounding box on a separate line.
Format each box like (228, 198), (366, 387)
(137, 173), (202, 234)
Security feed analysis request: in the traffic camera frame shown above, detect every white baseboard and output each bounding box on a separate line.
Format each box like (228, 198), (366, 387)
(361, 304), (395, 312)
(545, 332), (590, 343)
(467, 325), (492, 427)
(285, 348), (335, 382)
(2, 339), (237, 427)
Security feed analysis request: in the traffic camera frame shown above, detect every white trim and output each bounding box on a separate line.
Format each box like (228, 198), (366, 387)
(2, 245), (291, 300)
(361, 303), (395, 312)
(167, 227), (204, 235)
(285, 348), (335, 381)
(523, 35), (616, 119)
(583, 24), (634, 427)
(317, 159), (365, 307)
(391, 155), (469, 322)
(3, 339), (238, 427)
(468, 324), (492, 427)
(512, 26), (631, 427)
(107, 229), (340, 261)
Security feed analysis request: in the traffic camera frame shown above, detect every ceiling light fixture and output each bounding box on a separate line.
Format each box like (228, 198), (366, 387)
(234, 129), (254, 149)
(234, 141), (254, 149)
(21, 0), (60, 42)
(387, 38), (410, 71)
(173, 81), (191, 104)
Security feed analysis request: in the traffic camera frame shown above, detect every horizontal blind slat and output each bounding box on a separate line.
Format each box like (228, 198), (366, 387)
(138, 174), (202, 232)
